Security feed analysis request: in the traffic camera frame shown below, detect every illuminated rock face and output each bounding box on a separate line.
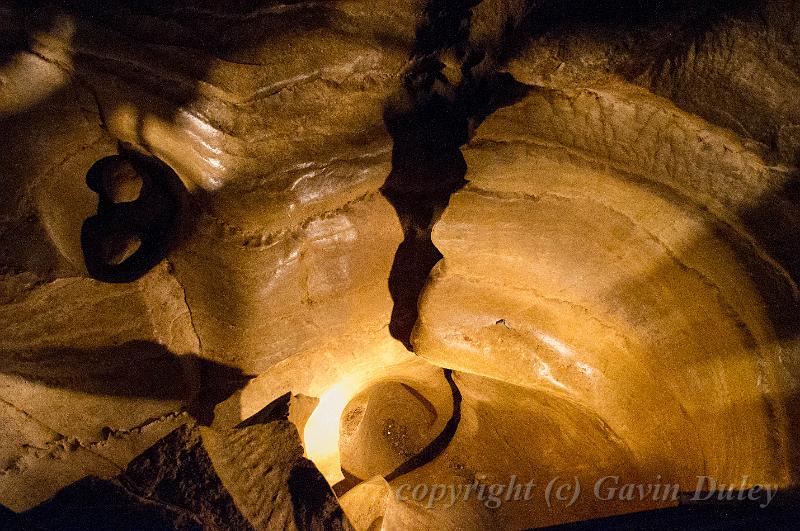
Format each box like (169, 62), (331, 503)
(1, 0), (799, 529)
(416, 82), (797, 512)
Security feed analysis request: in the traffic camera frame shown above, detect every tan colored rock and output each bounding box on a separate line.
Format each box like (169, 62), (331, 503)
(414, 82), (799, 500)
(339, 476), (391, 530)
(0, 0), (414, 512)
(15, 424), (254, 530)
(2, 0), (800, 528)
(202, 416), (351, 530)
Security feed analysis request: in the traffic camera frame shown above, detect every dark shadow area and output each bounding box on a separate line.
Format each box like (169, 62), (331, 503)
(7, 392), (349, 530)
(0, 503), (15, 529)
(186, 356), (255, 426)
(0, 340), (253, 426)
(786, 389), (800, 492)
(411, 0), (481, 59)
(7, 478), (204, 531)
(381, 62), (470, 349)
(382, 50), (530, 350)
(0, 3), (25, 68)
(0, 340), (193, 399)
(541, 487), (800, 531)
(288, 458), (350, 531)
(738, 175), (800, 340)
(81, 150), (188, 283)
(380, 1), (495, 350)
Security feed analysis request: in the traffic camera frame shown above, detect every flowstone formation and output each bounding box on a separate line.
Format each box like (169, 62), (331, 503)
(1, 0), (799, 529)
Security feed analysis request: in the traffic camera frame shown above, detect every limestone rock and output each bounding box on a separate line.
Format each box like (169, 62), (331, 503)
(13, 425), (252, 530)
(414, 81), (799, 495)
(1, 0), (800, 529)
(339, 476), (391, 530)
(202, 403), (351, 531)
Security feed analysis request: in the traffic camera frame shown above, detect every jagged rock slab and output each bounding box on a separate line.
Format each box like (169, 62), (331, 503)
(13, 424), (252, 531)
(202, 411), (351, 530)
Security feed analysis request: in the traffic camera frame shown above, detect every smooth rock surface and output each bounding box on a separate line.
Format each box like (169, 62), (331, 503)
(1, 0), (799, 529)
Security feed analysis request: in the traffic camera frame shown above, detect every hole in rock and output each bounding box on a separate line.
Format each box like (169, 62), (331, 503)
(100, 232), (142, 266)
(102, 159), (144, 204)
(81, 152), (187, 283)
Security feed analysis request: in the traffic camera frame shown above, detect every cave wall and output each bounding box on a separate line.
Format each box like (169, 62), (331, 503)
(1, 0), (799, 528)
